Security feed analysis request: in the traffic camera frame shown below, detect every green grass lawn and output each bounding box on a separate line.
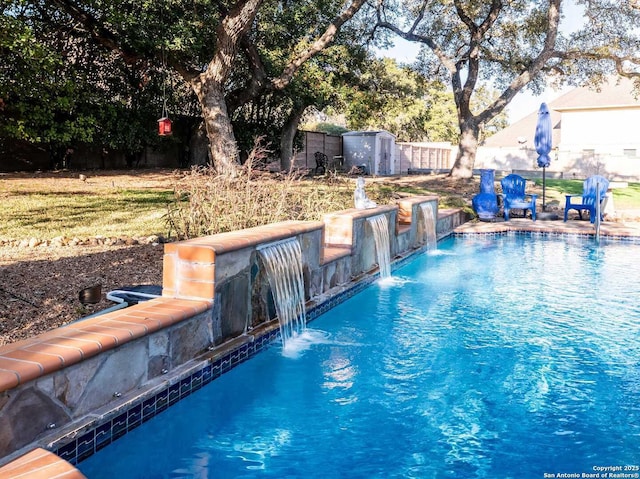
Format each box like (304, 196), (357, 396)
(542, 179), (640, 210)
(0, 189), (173, 241)
(2, 173), (640, 243)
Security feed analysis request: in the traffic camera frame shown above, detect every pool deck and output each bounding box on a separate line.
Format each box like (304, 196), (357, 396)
(455, 217), (640, 238)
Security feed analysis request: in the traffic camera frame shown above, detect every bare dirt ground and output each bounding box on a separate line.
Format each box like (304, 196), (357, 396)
(0, 169), (558, 346)
(0, 169), (176, 346)
(0, 243), (165, 345)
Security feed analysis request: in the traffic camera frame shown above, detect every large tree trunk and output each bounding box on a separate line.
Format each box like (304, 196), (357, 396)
(193, 80), (239, 175)
(191, 0), (265, 175)
(280, 104), (307, 171)
(450, 120), (480, 179)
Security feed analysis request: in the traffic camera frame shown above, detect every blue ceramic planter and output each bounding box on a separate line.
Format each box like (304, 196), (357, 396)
(472, 169), (499, 219)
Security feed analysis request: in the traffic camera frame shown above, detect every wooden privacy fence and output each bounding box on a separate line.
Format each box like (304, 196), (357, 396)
(293, 131), (343, 170)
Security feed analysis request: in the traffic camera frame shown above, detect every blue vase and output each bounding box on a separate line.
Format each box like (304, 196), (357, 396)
(472, 169), (499, 220)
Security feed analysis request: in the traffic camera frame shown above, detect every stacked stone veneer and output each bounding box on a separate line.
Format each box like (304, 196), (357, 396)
(0, 196), (467, 468)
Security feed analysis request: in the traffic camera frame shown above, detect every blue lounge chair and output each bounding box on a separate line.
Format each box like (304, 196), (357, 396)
(563, 175), (609, 223)
(501, 174), (537, 221)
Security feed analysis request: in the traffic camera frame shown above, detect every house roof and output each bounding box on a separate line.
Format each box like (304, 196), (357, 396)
(483, 107), (561, 148)
(483, 77), (640, 148)
(552, 76), (640, 111)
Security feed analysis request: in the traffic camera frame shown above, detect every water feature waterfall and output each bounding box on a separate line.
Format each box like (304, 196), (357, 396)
(595, 181), (602, 243)
(257, 238), (306, 346)
(419, 203), (437, 249)
(367, 214), (391, 278)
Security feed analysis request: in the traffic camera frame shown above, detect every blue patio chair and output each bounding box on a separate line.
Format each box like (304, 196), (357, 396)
(501, 174), (537, 221)
(563, 175), (609, 223)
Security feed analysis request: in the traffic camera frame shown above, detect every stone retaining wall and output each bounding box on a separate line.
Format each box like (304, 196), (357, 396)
(0, 197), (466, 468)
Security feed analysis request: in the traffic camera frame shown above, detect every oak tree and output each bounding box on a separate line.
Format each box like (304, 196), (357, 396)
(40, 0), (367, 174)
(374, 0), (640, 178)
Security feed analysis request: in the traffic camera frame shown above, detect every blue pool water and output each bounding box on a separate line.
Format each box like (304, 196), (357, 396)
(79, 235), (640, 478)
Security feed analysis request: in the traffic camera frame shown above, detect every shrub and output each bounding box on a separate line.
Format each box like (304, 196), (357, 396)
(166, 141), (396, 240)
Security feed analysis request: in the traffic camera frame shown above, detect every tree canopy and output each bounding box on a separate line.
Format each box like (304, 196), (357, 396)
(1, 1), (198, 164)
(374, 0), (640, 178)
(4, 0), (638, 176)
(338, 57), (454, 142)
(2, 0), (369, 173)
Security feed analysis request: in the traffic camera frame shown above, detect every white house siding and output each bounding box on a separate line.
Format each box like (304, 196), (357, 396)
(555, 148), (640, 179)
(476, 106), (640, 180)
(475, 147), (539, 173)
(475, 78), (640, 180)
(559, 108), (640, 153)
(476, 146), (640, 180)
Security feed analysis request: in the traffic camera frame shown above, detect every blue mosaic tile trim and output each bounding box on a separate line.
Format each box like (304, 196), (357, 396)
(51, 236), (439, 466)
(307, 276), (374, 322)
(454, 230), (640, 244)
(598, 235), (640, 244)
(53, 329), (282, 466)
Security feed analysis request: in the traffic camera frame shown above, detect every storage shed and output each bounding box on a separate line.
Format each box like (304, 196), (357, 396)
(342, 130), (397, 175)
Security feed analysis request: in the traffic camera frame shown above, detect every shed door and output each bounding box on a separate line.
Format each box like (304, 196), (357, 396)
(379, 137), (391, 175)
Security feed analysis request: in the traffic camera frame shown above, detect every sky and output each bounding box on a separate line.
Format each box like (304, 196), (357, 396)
(376, 1), (585, 124)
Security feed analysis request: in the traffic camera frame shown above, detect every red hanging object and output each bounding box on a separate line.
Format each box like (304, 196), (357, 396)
(158, 42), (173, 136)
(158, 116), (172, 136)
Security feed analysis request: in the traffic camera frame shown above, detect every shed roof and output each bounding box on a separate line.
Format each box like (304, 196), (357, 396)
(342, 130), (396, 138)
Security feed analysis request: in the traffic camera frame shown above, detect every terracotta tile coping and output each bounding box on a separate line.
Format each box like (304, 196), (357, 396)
(166, 220), (325, 260)
(397, 195), (439, 205)
(0, 297), (210, 392)
(4, 209), (635, 476)
(0, 448), (86, 479)
(322, 204), (397, 221)
(168, 200), (438, 263)
(1, 202), (447, 395)
(0, 206), (456, 474)
(321, 245), (352, 264)
(397, 224), (411, 235)
(2, 211), (631, 396)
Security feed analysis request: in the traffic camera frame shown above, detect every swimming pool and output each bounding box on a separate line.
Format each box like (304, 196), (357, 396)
(78, 234), (640, 478)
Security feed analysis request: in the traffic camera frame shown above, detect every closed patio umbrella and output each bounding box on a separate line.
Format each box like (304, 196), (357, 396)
(534, 102), (552, 213)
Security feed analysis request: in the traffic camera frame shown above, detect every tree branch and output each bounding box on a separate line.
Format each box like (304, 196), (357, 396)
(47, 0), (141, 64)
(477, 0), (562, 124)
(477, 0), (502, 38)
(375, 19), (457, 73)
(452, 0), (476, 33)
(226, 36), (268, 114)
(271, 0), (367, 90)
(553, 50), (640, 79)
(45, 0), (202, 80)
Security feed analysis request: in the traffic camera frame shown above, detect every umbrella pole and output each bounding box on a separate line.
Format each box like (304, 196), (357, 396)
(542, 166), (547, 212)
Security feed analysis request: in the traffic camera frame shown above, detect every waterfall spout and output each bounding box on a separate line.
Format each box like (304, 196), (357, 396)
(419, 203), (437, 249)
(257, 238), (306, 346)
(595, 181), (602, 244)
(367, 214), (391, 278)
